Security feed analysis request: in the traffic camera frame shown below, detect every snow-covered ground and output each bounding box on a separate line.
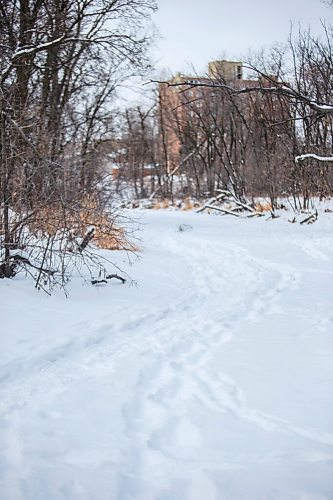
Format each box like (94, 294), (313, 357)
(1, 209), (333, 500)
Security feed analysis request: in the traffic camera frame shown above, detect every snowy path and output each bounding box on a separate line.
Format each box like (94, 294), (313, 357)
(1, 210), (333, 499)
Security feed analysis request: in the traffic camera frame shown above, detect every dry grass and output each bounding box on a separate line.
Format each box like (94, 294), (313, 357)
(153, 199), (171, 210)
(182, 198), (196, 211)
(151, 198), (200, 211)
(254, 201), (273, 213)
(25, 196), (136, 252)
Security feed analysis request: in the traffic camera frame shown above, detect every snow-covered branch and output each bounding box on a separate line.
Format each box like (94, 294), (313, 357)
(295, 153), (333, 163)
(153, 80), (333, 116)
(11, 35), (66, 59)
(308, 102), (333, 114)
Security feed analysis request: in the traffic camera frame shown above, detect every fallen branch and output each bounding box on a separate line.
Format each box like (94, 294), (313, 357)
(91, 279), (107, 285)
(106, 273), (126, 284)
(197, 188), (256, 216)
(217, 190), (255, 212)
(196, 192), (226, 213)
(247, 212), (265, 218)
(91, 274), (126, 286)
(204, 205), (241, 216)
(300, 211), (318, 225)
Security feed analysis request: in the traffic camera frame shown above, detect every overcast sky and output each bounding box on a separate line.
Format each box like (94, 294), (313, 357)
(151, 0), (332, 75)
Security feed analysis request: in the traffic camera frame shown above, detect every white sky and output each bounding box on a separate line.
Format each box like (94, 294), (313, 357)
(151, 0), (333, 75)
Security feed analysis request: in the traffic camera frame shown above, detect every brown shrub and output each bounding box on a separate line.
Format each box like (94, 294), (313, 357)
(254, 201), (273, 213)
(26, 196), (136, 251)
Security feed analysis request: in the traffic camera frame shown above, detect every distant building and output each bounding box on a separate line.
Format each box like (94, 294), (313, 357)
(157, 60), (288, 197)
(208, 60), (243, 80)
(158, 60), (262, 174)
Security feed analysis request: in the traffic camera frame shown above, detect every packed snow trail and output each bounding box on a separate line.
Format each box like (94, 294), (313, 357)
(1, 210), (333, 500)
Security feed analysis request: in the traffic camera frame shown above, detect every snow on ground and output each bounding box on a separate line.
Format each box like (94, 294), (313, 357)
(1, 209), (333, 500)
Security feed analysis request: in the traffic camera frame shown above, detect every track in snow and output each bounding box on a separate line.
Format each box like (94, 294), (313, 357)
(1, 210), (333, 500)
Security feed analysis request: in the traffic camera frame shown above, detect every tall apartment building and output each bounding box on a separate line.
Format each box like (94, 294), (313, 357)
(158, 60), (260, 174)
(158, 60), (289, 197)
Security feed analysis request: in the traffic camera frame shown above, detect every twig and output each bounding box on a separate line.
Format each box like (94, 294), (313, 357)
(106, 274), (126, 284)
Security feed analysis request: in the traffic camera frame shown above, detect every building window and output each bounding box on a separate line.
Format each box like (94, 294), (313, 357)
(237, 65), (242, 80)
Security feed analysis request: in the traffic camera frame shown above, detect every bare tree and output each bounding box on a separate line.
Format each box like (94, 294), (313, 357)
(0, 0), (156, 286)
